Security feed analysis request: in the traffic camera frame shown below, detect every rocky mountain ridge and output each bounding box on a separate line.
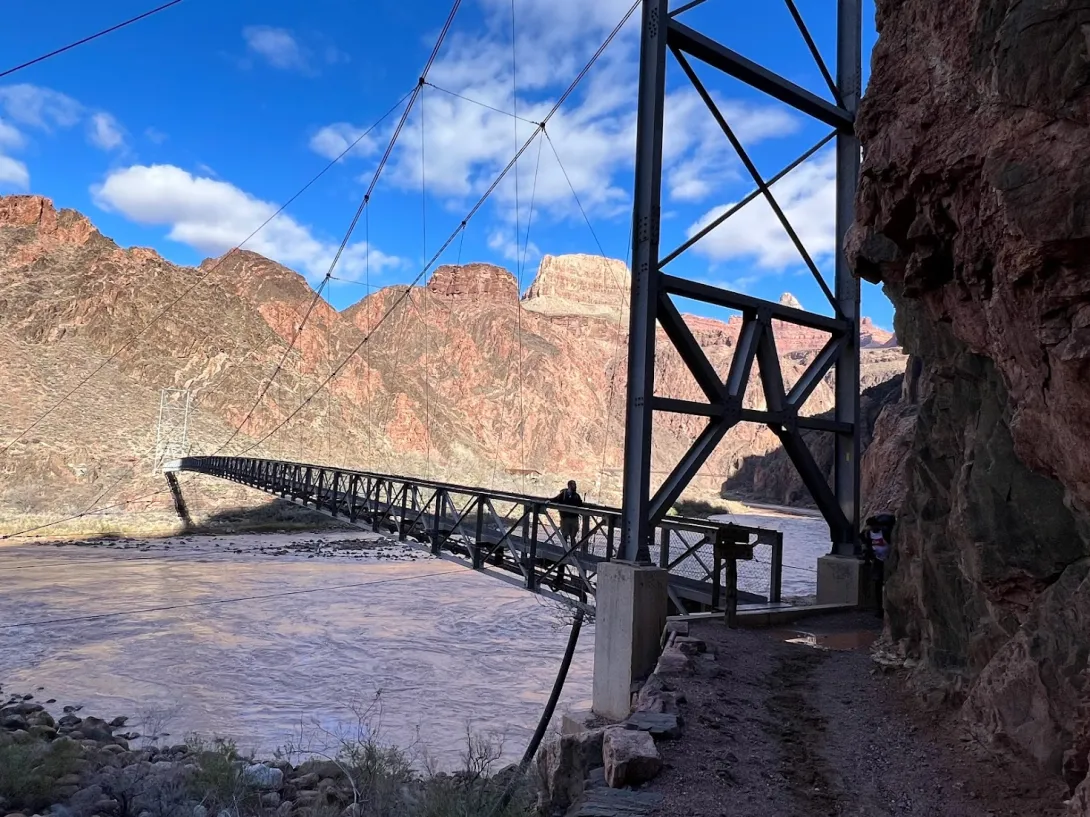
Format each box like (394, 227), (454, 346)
(0, 194), (902, 531)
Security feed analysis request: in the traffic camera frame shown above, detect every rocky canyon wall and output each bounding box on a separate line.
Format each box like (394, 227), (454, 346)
(846, 0), (1090, 804)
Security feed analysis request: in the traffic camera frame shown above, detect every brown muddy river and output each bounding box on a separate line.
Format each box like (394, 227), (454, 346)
(0, 507), (826, 766)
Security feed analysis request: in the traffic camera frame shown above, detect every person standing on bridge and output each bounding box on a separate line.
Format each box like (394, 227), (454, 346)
(552, 480), (584, 552)
(549, 480), (584, 593)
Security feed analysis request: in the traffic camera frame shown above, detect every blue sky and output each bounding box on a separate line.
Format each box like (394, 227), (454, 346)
(0, 0), (891, 329)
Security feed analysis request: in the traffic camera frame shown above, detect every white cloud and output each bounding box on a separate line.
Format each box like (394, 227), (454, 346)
(243, 26), (310, 72)
(0, 118), (24, 150)
(145, 127), (168, 144)
(88, 112), (125, 151)
(686, 149), (836, 269)
(0, 85), (129, 187)
(0, 155), (29, 189)
(91, 164), (401, 283)
(309, 0), (799, 240)
(309, 123), (377, 161)
(488, 228), (539, 268)
(0, 85), (82, 130)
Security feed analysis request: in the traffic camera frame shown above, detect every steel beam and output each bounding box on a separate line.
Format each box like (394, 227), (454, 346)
(833, 0), (863, 554)
(665, 19), (853, 130)
(660, 275), (846, 333)
(620, 0), (669, 564)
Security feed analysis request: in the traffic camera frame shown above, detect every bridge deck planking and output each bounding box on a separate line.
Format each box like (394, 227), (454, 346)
(172, 456), (784, 614)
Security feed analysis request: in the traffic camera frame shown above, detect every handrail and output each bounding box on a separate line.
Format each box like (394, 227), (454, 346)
(176, 455), (785, 611)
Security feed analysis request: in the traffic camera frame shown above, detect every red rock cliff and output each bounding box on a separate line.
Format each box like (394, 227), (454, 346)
(847, 0), (1090, 806)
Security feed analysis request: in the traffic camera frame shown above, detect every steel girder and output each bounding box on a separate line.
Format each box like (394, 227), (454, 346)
(620, 0), (863, 562)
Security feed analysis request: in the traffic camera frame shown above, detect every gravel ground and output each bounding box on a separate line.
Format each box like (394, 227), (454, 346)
(647, 613), (1067, 817)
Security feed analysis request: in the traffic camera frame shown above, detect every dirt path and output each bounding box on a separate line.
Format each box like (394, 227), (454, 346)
(647, 613), (1066, 817)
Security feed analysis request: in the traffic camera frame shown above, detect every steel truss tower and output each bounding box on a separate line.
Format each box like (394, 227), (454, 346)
(621, 0), (862, 562)
(153, 388), (193, 474)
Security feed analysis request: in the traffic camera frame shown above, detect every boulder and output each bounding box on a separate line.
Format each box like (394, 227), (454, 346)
(602, 727), (662, 788)
(242, 763), (284, 791)
(0, 714), (28, 731)
(535, 727), (606, 813)
(566, 787), (664, 816)
(622, 712), (681, 741)
(295, 759), (345, 781)
(672, 637), (706, 656)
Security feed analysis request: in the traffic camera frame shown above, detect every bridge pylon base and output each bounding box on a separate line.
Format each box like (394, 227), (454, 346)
(592, 562), (668, 721)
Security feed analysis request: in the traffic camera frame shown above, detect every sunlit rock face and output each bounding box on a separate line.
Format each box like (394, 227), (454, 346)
(0, 195), (902, 520)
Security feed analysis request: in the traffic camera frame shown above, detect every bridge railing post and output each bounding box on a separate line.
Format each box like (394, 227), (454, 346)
(431, 489), (444, 556)
(473, 496), (484, 570)
(527, 503), (540, 591)
(398, 485), (409, 541)
(770, 530), (784, 604)
(658, 527), (670, 569)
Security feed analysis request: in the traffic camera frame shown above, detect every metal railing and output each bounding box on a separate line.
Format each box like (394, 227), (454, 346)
(174, 456), (783, 614)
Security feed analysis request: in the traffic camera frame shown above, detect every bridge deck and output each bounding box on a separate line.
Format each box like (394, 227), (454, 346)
(171, 456), (784, 614)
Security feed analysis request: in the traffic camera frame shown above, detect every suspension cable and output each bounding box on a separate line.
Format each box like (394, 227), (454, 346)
(510, 0), (526, 495)
(0, 0), (184, 80)
(233, 0), (639, 458)
(1, 87), (414, 458)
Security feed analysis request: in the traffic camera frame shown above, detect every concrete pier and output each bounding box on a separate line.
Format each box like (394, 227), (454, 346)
(592, 562), (668, 721)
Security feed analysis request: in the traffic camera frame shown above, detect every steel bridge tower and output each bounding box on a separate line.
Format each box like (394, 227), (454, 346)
(153, 388), (193, 475)
(620, 0), (863, 562)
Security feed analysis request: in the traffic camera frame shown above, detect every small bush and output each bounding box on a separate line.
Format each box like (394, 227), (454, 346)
(0, 739), (84, 813)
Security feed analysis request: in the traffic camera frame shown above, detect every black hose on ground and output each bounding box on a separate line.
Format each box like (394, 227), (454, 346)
(487, 606), (586, 817)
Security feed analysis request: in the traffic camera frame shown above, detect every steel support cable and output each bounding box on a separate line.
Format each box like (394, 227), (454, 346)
(485, 136), (543, 494)
(213, 0), (465, 458)
(0, 477), (198, 541)
(212, 54), (446, 461)
(0, 0), (184, 79)
(420, 84), (433, 481)
(221, 0), (467, 463)
(234, 3), (639, 457)
(544, 133), (630, 505)
(486, 607), (585, 817)
(510, 0), (527, 495)
(0, 88), (414, 458)
(422, 82), (540, 126)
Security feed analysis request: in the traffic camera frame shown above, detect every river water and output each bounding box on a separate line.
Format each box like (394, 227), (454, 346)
(0, 507), (825, 766)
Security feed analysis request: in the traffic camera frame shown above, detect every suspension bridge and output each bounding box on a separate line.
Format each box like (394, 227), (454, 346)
(2, 0), (866, 619)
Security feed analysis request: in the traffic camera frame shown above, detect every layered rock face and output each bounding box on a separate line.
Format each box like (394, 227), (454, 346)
(0, 195), (901, 531)
(846, 0), (1090, 803)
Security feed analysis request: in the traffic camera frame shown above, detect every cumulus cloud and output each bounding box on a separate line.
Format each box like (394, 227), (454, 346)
(308, 0), (799, 240)
(685, 149), (836, 269)
(308, 123), (378, 161)
(488, 228), (539, 268)
(0, 85), (82, 130)
(88, 112), (126, 151)
(0, 118), (24, 150)
(91, 164), (401, 283)
(0, 85), (123, 189)
(242, 25), (309, 71)
(0, 155), (29, 189)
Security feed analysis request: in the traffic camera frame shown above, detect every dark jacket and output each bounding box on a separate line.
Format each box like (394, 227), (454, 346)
(552, 489), (583, 521)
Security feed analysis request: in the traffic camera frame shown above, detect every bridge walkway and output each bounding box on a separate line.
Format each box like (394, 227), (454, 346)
(171, 456), (784, 615)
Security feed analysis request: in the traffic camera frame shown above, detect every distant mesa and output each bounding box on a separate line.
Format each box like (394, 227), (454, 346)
(522, 254), (630, 319)
(427, 262), (518, 303)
